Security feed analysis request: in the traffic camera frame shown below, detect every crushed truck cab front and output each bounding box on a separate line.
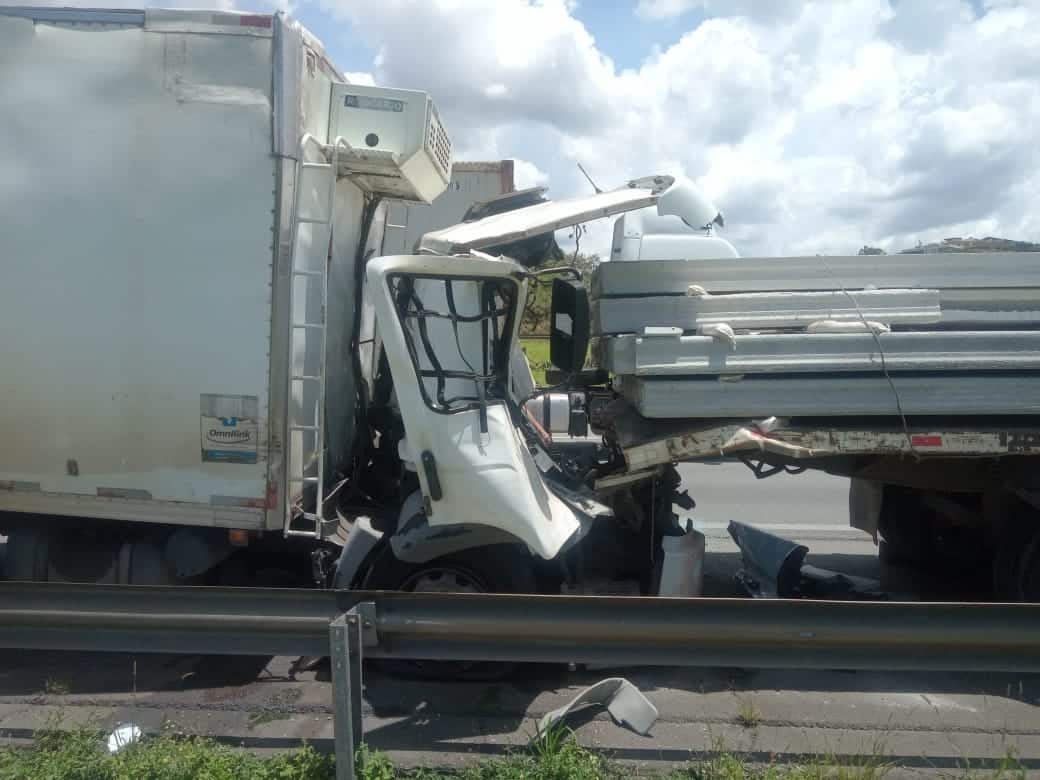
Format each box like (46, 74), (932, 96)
(368, 175), (721, 560)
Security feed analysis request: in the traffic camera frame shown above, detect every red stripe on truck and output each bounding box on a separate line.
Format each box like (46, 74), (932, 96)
(911, 434), (943, 447)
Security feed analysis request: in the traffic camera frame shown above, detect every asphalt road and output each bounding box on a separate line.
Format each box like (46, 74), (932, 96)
(1, 464), (1034, 774)
(675, 462), (887, 595)
(678, 461), (854, 531)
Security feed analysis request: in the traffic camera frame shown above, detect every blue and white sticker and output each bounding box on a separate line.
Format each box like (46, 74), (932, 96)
(201, 413), (258, 464)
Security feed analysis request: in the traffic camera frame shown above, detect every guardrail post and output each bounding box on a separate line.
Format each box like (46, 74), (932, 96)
(330, 609), (364, 780)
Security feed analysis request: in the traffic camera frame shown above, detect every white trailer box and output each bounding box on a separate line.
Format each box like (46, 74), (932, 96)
(0, 9), (439, 536)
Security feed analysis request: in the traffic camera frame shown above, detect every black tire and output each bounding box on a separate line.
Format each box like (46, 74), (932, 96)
(1016, 531), (1040, 602)
(878, 487), (985, 571)
(992, 498), (1040, 601)
(3, 530), (51, 581)
(877, 487), (933, 566)
(361, 544), (536, 680)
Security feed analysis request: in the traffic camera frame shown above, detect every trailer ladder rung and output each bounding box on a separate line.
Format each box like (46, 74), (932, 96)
(282, 133), (348, 541)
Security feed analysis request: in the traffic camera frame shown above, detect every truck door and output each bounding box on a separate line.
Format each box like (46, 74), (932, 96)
(367, 253), (580, 560)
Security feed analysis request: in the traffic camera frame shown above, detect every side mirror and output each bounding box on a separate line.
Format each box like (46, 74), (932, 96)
(549, 277), (590, 374)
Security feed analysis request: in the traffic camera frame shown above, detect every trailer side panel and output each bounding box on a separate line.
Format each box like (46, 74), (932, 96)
(0, 14), (278, 527)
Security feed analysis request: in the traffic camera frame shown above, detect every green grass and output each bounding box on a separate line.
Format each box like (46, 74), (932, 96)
(520, 338), (552, 386)
(0, 726), (334, 780)
(736, 700), (762, 729)
(6, 722), (1025, 780)
(43, 678), (70, 696)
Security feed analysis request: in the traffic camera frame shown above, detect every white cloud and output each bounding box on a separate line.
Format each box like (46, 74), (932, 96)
(344, 71), (376, 86)
(513, 159), (550, 190)
(316, 0), (616, 143)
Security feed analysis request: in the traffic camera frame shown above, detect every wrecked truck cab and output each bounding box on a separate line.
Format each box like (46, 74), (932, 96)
(365, 251), (582, 561)
(346, 175), (719, 590)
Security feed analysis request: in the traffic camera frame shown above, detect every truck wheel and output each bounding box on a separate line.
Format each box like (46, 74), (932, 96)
(362, 544), (536, 680)
(6, 529), (124, 582)
(3, 530), (52, 581)
(993, 500), (1040, 601)
(1016, 532), (1040, 602)
(877, 487), (932, 566)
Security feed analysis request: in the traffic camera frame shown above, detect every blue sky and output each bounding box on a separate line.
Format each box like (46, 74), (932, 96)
(576, 1), (707, 69)
(289, 4), (371, 72)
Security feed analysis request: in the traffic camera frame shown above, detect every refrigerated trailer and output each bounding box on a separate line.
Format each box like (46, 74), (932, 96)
(0, 7), (458, 583)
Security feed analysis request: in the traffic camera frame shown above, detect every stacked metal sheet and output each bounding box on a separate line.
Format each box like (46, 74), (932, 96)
(592, 252), (1040, 419)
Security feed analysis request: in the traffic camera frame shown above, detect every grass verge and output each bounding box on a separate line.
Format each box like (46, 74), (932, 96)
(9, 720), (1034, 779)
(0, 722), (919, 780)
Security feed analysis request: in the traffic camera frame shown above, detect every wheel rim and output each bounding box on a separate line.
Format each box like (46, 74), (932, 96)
(385, 564), (501, 678)
(400, 566), (485, 594)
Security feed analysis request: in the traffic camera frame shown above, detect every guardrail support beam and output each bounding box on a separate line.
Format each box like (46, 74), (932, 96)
(331, 608), (364, 780)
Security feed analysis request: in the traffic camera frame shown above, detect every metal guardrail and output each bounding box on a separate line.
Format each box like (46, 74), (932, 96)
(0, 581), (344, 656)
(2, 582), (1040, 778)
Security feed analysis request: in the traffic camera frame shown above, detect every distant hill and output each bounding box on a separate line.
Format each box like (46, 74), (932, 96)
(899, 236), (1040, 254)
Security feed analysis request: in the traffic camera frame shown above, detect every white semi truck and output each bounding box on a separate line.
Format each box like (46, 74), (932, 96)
(3, 8), (1040, 604)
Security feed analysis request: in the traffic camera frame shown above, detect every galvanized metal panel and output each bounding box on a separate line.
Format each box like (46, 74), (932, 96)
(598, 331), (1040, 375)
(593, 289), (941, 334)
(618, 374), (1040, 418)
(593, 252), (1040, 297)
(0, 20), (277, 513)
